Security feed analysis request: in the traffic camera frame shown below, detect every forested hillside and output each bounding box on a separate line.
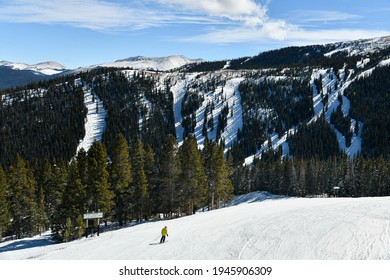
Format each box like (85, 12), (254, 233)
(0, 76), (86, 166)
(1, 36), (390, 242)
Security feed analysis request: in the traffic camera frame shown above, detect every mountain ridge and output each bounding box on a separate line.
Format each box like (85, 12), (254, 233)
(0, 60), (66, 75)
(3, 35), (390, 89)
(0, 55), (203, 89)
(76, 55), (204, 72)
(1, 35), (390, 166)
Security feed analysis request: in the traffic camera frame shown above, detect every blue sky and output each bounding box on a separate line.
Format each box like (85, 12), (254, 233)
(1, 0), (389, 69)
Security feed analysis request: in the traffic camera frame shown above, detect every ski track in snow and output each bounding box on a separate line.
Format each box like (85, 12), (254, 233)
(169, 73), (198, 144)
(76, 87), (106, 153)
(1, 193), (390, 260)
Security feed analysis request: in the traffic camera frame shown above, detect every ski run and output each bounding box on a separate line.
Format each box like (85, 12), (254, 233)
(1, 192), (390, 260)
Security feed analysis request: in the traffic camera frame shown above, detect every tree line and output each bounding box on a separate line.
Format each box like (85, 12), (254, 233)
(233, 155), (390, 199)
(0, 134), (233, 242)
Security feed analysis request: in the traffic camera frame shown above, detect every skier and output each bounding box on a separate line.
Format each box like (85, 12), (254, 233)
(160, 226), (168, 243)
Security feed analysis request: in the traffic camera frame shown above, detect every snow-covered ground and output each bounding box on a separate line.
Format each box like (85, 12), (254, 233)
(1, 192), (390, 260)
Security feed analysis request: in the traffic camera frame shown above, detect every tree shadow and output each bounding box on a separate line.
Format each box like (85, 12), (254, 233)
(229, 191), (291, 206)
(0, 234), (55, 253)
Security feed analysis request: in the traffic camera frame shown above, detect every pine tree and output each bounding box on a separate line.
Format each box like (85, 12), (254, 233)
(203, 140), (218, 210)
(35, 185), (49, 234)
(158, 135), (179, 217)
(297, 159), (307, 196)
(375, 156), (388, 196)
(74, 214), (85, 240)
(7, 155), (39, 238)
(110, 133), (132, 226)
(52, 160), (86, 242)
(214, 144), (234, 208)
(178, 135), (207, 215)
(35, 160), (55, 227)
(0, 166), (10, 240)
(63, 217), (72, 242)
(143, 143), (156, 218)
(204, 141), (233, 208)
(87, 141), (114, 216)
(47, 162), (67, 225)
(76, 148), (89, 189)
(131, 139), (149, 221)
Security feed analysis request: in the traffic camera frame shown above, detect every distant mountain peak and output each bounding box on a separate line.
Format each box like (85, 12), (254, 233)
(115, 56), (150, 62)
(0, 60), (66, 75)
(96, 55), (204, 71)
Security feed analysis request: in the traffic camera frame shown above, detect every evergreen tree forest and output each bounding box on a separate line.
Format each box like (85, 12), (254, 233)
(0, 76), (86, 166)
(233, 155), (390, 199)
(0, 135), (233, 242)
(230, 75), (313, 164)
(90, 70), (176, 154)
(345, 65), (390, 158)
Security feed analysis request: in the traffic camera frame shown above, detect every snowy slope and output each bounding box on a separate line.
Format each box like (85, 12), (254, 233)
(164, 71), (244, 149)
(75, 79), (107, 153)
(244, 54), (390, 164)
(1, 193), (390, 260)
(0, 60), (66, 75)
(324, 36), (390, 57)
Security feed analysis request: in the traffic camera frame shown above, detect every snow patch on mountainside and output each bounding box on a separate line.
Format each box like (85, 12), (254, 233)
(166, 71), (244, 149)
(245, 63), (364, 166)
(379, 57), (390, 66)
(168, 73), (198, 144)
(76, 80), (107, 154)
(324, 36), (390, 58)
(194, 75), (244, 149)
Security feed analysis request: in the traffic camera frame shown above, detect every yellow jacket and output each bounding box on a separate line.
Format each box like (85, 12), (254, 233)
(161, 227), (168, 236)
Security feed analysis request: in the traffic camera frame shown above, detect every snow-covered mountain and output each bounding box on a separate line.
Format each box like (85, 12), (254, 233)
(0, 55), (201, 89)
(1, 191), (390, 260)
(0, 60), (66, 75)
(78, 55), (204, 72)
(324, 35), (390, 57)
(2, 36), (390, 164)
(0, 60), (67, 89)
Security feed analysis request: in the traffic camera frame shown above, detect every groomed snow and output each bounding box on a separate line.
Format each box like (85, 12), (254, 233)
(1, 192), (390, 260)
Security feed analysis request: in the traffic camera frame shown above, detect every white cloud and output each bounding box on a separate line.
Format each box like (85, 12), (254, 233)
(0, 0), (270, 30)
(183, 24), (389, 46)
(181, 20), (297, 44)
(0, 0), (388, 47)
(0, 0), (190, 30)
(289, 10), (362, 23)
(155, 0), (267, 18)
